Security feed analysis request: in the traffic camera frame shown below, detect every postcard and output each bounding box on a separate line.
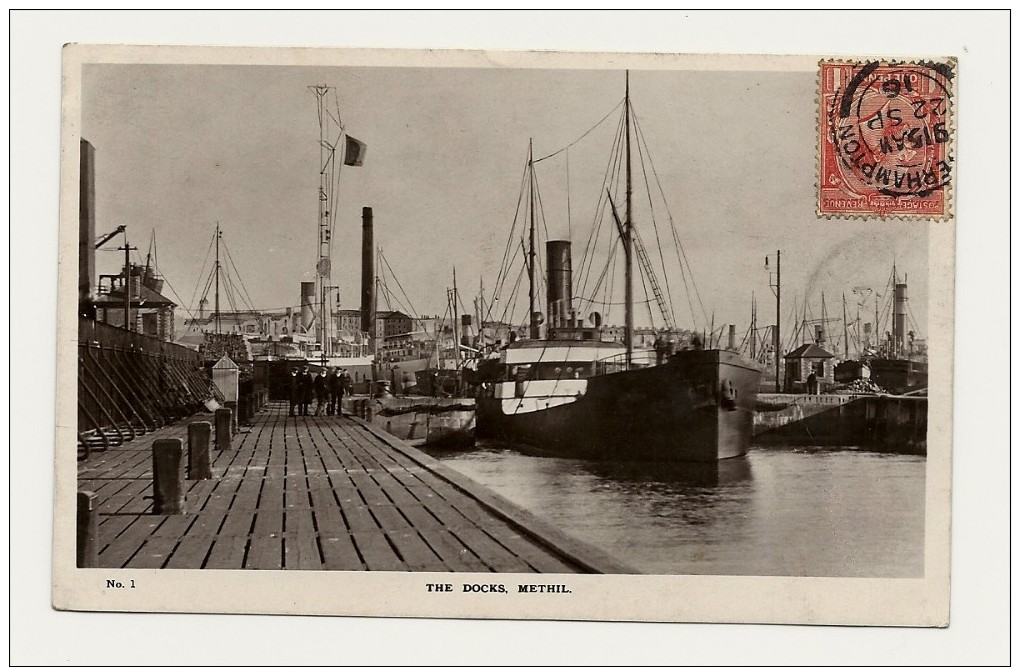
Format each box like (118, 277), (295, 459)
(53, 44), (954, 626)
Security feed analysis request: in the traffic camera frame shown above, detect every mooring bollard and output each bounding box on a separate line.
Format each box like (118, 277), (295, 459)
(224, 400), (239, 434)
(188, 421), (212, 480)
(215, 408), (232, 451)
(76, 490), (98, 568)
(152, 438), (186, 515)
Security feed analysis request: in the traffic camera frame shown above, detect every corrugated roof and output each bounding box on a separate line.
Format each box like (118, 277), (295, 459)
(784, 343), (834, 359)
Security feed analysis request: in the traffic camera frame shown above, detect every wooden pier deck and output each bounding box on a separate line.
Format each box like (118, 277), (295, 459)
(76, 402), (633, 573)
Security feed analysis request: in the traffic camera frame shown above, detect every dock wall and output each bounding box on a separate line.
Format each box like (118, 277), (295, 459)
(754, 393), (927, 454)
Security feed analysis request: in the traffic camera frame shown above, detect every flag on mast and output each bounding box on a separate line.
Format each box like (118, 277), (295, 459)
(344, 135), (367, 166)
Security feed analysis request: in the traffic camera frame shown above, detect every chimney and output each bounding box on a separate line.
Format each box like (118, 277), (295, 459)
(546, 240), (573, 329)
(461, 314), (472, 349)
(893, 281), (907, 356)
(815, 324), (826, 345)
(728, 324), (736, 350)
(361, 207), (375, 341)
(300, 282), (315, 330)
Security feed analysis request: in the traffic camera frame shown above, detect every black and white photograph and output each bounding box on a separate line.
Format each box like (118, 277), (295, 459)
(54, 46), (957, 625)
(10, 9), (1011, 665)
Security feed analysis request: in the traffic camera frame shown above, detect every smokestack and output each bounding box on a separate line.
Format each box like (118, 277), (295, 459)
(79, 139), (96, 308)
(546, 240), (573, 329)
(815, 324), (826, 345)
(728, 324), (736, 350)
(300, 282), (315, 330)
(893, 282), (907, 356)
(461, 314), (472, 349)
(361, 207), (376, 341)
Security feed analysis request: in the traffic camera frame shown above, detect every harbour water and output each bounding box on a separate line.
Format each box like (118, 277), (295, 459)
(428, 441), (925, 577)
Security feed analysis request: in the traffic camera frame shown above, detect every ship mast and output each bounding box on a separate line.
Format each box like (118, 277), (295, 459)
(624, 71), (633, 368)
(312, 85), (334, 360)
(528, 139), (539, 340)
(214, 222), (221, 334)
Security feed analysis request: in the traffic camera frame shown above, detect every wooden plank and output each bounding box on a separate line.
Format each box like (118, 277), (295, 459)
(348, 471), (391, 506)
(149, 515), (196, 540)
(370, 504), (411, 533)
(205, 536), (248, 569)
(397, 503), (446, 534)
(98, 515), (164, 568)
(284, 509), (316, 537)
(319, 534), (364, 571)
(96, 514), (135, 544)
(496, 534), (577, 574)
(284, 480), (311, 508)
(202, 478), (242, 512)
(418, 528), (493, 574)
(97, 479), (149, 517)
(284, 534), (323, 570)
(245, 536), (283, 570)
(218, 509), (255, 537)
(342, 503), (379, 534)
(449, 525), (535, 574)
(351, 532), (407, 572)
(386, 530), (447, 572)
(257, 480), (285, 511)
(125, 536), (179, 569)
(372, 474), (421, 506)
(312, 503), (347, 537)
(188, 511), (227, 536)
(253, 510), (284, 537)
(164, 533), (215, 569)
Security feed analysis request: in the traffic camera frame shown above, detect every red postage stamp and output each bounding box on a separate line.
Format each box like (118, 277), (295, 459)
(818, 59), (955, 219)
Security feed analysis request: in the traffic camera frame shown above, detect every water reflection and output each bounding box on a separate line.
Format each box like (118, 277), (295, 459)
(581, 456), (753, 488)
(432, 440), (925, 577)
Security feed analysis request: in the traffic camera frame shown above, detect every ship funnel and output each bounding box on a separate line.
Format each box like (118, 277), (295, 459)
(546, 240), (573, 329)
(728, 324), (736, 350)
(361, 207), (376, 341)
(893, 281), (907, 355)
(461, 314), (472, 349)
(300, 282), (315, 330)
(814, 324), (825, 345)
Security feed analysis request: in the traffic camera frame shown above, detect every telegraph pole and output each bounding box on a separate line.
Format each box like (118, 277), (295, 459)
(120, 242), (136, 331)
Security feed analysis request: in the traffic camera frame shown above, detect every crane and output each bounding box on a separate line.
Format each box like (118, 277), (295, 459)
(95, 225), (126, 249)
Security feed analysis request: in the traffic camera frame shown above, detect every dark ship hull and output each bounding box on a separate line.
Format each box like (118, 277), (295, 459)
(869, 358), (928, 395)
(477, 349), (760, 462)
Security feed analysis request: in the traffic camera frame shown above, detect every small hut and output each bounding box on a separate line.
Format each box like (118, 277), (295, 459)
(783, 343), (834, 394)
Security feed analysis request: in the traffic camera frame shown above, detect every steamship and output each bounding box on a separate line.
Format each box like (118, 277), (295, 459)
(866, 269), (928, 395)
(475, 74), (761, 462)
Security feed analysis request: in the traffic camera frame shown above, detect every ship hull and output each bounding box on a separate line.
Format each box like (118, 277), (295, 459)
(477, 350), (760, 462)
(869, 358), (928, 395)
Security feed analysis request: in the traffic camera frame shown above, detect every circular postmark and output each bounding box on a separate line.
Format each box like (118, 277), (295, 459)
(828, 61), (953, 200)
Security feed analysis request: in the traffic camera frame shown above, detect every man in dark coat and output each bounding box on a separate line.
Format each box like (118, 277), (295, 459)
(297, 366), (313, 416)
(313, 368), (328, 415)
(288, 368), (300, 416)
(327, 368), (341, 416)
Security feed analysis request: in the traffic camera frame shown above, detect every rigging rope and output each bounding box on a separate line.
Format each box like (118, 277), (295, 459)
(533, 99), (623, 163)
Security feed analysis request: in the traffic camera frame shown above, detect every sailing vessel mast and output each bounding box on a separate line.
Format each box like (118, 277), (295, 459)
(312, 85), (334, 360)
(214, 222), (221, 334)
(528, 139), (539, 340)
(453, 266), (459, 366)
(624, 71), (634, 368)
(842, 292), (850, 359)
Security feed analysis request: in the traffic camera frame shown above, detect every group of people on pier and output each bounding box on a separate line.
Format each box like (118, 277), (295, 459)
(288, 366), (353, 417)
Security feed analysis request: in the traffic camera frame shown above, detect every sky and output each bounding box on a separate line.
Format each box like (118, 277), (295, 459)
(82, 62), (928, 341)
